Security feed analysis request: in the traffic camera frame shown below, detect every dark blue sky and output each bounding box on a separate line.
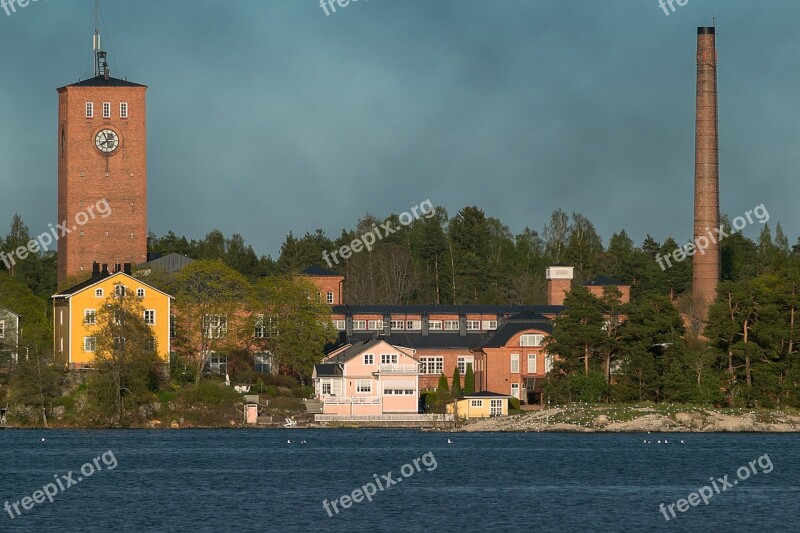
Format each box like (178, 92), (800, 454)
(1, 0), (798, 258)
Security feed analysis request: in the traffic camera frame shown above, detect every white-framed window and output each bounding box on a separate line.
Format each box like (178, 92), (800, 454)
(428, 320), (443, 331)
(520, 334), (544, 347)
(0, 320), (5, 338)
(364, 354), (374, 365)
(390, 320), (404, 330)
(84, 336), (96, 352)
(353, 320), (367, 330)
(527, 353), (538, 373)
(322, 382), (332, 395)
(356, 379), (372, 394)
(136, 288), (145, 298)
(419, 356), (443, 375)
(511, 383), (520, 399)
(466, 320), (481, 331)
(406, 320), (422, 331)
(470, 399), (483, 407)
(85, 102), (94, 118)
(333, 320), (346, 331)
(206, 352), (227, 375)
(254, 352), (272, 374)
(144, 336), (156, 352)
(511, 353), (520, 373)
(457, 356), (474, 375)
(326, 292), (334, 304)
(144, 310), (156, 325)
(381, 354), (398, 365)
(482, 320), (498, 330)
(204, 314), (227, 338)
(84, 309), (96, 325)
(114, 284), (126, 298)
(254, 314), (266, 338)
(490, 399), (503, 416)
(545, 353), (554, 373)
(444, 320), (460, 331)
(384, 388), (416, 395)
(95, 288), (104, 298)
(102, 102), (111, 118)
(120, 102), (128, 118)
(368, 320), (384, 331)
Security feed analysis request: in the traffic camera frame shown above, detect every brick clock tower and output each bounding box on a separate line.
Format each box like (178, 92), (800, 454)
(56, 24), (147, 285)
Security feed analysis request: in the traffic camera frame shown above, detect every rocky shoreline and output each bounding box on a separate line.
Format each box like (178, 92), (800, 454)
(458, 405), (800, 433)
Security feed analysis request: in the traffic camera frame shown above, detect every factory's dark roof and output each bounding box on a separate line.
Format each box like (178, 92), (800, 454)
(313, 363), (343, 377)
(583, 276), (627, 287)
(138, 253), (195, 274)
(59, 75), (146, 89)
(53, 271), (113, 296)
(477, 312), (553, 348)
(301, 265), (342, 277)
(332, 304), (563, 315)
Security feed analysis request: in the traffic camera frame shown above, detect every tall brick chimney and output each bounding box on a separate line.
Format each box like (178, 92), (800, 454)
(546, 265), (574, 306)
(692, 26), (720, 324)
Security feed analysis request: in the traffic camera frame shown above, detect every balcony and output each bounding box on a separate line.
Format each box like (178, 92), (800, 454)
(322, 396), (382, 405)
(376, 364), (419, 374)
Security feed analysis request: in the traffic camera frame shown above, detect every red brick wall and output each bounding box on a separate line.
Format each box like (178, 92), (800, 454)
(57, 83), (148, 284)
(548, 278), (571, 306)
(302, 275), (344, 305)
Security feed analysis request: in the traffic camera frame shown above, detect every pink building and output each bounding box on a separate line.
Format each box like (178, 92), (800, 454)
(313, 339), (420, 416)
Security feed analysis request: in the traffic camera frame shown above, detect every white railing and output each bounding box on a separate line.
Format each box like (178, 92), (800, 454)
(322, 396), (382, 405)
(315, 414), (453, 422)
(378, 364), (419, 374)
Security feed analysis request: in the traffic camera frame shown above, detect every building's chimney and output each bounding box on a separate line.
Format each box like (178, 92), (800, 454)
(101, 264), (109, 275)
(123, 263), (132, 275)
(692, 26), (720, 325)
(92, 262), (100, 278)
(546, 265), (574, 306)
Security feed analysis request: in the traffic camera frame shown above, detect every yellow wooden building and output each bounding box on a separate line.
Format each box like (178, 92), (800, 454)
(447, 391), (511, 419)
(52, 265), (172, 368)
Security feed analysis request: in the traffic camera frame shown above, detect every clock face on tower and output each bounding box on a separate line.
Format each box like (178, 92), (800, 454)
(95, 128), (119, 154)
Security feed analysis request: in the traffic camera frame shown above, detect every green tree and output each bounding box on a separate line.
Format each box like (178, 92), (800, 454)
(451, 366), (462, 398)
(89, 290), (163, 425)
(437, 372), (449, 394)
(251, 276), (337, 380)
(173, 260), (251, 384)
(464, 363), (475, 395)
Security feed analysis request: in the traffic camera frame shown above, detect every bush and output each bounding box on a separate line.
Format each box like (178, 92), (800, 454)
(180, 381), (243, 407)
(509, 397), (521, 411)
(291, 386), (314, 399)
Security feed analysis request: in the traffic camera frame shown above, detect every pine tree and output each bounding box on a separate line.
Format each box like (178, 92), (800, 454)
(437, 372), (449, 394)
(452, 366), (462, 398)
(464, 363), (475, 395)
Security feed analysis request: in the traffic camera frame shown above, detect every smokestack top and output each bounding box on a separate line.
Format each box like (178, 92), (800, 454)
(698, 27), (715, 35)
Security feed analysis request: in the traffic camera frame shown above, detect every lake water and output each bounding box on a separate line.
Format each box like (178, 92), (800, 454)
(1, 429), (798, 532)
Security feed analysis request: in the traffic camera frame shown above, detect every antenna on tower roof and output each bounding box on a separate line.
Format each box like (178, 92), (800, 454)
(93, 1), (109, 78)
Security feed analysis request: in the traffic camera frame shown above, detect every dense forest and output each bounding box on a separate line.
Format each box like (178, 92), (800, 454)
(3, 205), (800, 409)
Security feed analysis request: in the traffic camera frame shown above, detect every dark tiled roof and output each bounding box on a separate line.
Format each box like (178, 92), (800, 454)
(462, 391), (511, 398)
(583, 276), (627, 287)
(314, 363), (343, 377)
(325, 339), (384, 363)
(348, 332), (492, 350)
(301, 265), (342, 277)
(59, 75), (146, 89)
(54, 272), (112, 296)
(332, 304), (563, 315)
(138, 253), (195, 274)
(477, 315), (553, 349)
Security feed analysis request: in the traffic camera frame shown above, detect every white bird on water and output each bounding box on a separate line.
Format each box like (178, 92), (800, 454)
(40, 438), (45, 443)
(447, 438), (453, 444)
(287, 439), (292, 444)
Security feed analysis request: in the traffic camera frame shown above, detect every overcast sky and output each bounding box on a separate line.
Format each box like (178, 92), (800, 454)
(1, 0), (798, 259)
